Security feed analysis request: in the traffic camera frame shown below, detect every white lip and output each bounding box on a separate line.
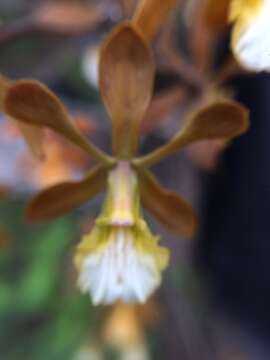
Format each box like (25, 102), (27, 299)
(77, 228), (161, 305)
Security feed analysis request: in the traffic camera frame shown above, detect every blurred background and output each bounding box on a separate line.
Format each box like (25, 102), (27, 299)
(0, 0), (270, 359)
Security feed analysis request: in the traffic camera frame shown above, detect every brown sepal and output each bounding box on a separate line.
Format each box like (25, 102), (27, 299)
(139, 169), (198, 238)
(26, 165), (107, 223)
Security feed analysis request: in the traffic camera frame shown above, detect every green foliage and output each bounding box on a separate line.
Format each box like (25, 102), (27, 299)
(0, 199), (97, 360)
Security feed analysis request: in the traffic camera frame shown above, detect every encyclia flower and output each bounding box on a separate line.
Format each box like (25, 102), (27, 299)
(0, 2), (249, 304)
(229, 0), (270, 71)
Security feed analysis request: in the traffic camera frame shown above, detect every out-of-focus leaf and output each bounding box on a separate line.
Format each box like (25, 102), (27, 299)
(31, 295), (95, 360)
(18, 219), (75, 312)
(4, 80), (110, 163)
(99, 23), (154, 158)
(0, 199), (96, 360)
(0, 225), (12, 250)
(133, 0), (176, 42)
(26, 165), (107, 223)
(139, 170), (197, 238)
(0, 282), (13, 312)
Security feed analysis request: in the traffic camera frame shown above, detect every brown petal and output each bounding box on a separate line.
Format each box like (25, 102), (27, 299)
(99, 23), (154, 158)
(189, 0), (230, 72)
(0, 77), (45, 159)
(202, 0), (230, 32)
(139, 170), (197, 238)
(26, 165), (107, 223)
(133, 0), (176, 42)
(4, 80), (111, 164)
(180, 100), (249, 142)
(136, 99), (249, 167)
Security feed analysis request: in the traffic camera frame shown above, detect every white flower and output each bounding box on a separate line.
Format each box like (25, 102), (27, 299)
(230, 0), (270, 71)
(74, 162), (169, 305)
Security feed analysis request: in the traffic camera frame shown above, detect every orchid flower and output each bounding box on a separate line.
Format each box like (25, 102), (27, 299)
(0, 1), (249, 305)
(230, 0), (270, 71)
